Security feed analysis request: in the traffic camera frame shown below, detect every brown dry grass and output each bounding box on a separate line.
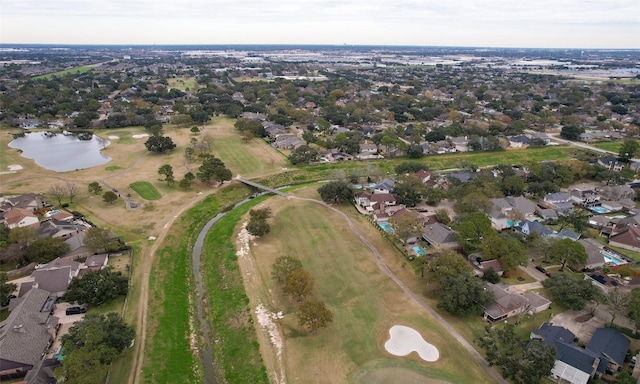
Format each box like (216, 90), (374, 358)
(236, 187), (494, 384)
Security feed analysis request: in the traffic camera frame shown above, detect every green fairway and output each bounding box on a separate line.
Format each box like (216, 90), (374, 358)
(33, 65), (93, 80)
(129, 181), (162, 200)
(593, 140), (640, 153)
(247, 197), (494, 383)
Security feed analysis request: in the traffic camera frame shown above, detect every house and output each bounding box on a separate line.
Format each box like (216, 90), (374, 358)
(23, 258), (81, 298)
(414, 169), (433, 184)
(446, 171), (473, 183)
(387, 208), (425, 244)
(476, 259), (504, 277)
(421, 223), (459, 249)
(609, 226), (640, 252)
(483, 283), (550, 322)
(354, 192), (397, 214)
(2, 208), (39, 229)
(599, 185), (635, 201)
(509, 135), (531, 148)
(514, 220), (553, 238)
(271, 134), (304, 150)
(585, 272), (621, 292)
(449, 136), (469, 152)
(373, 179), (395, 194)
(487, 196), (537, 230)
(600, 201), (623, 212)
(586, 328), (630, 374)
(38, 219), (86, 239)
(84, 254), (109, 270)
(577, 239), (605, 270)
(531, 323), (599, 384)
(0, 193), (48, 213)
(536, 207), (558, 221)
(0, 288), (58, 381)
(555, 228), (581, 241)
(570, 189), (600, 208)
(597, 157), (624, 172)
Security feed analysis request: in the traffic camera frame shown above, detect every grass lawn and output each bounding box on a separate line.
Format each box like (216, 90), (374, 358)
(33, 65), (93, 80)
(167, 77), (198, 91)
(129, 181), (162, 200)
(241, 193), (495, 384)
(501, 267), (536, 285)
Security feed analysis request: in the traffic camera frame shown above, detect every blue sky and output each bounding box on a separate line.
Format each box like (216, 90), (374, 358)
(1, 0), (639, 48)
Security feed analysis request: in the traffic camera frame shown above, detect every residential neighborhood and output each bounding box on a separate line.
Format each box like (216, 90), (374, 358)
(0, 44), (639, 383)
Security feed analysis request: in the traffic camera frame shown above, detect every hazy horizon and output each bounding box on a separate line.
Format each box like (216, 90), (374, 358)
(2, 0), (639, 49)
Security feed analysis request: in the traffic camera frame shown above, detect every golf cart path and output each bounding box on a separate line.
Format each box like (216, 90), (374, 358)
(291, 195), (508, 384)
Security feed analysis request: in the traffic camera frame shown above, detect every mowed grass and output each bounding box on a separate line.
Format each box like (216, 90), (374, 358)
(167, 77), (198, 91)
(33, 65), (93, 80)
(593, 140), (640, 153)
(212, 135), (286, 177)
(130, 181), (162, 200)
(248, 197), (494, 384)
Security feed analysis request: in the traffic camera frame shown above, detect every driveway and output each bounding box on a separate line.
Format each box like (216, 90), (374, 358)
(519, 261), (550, 282)
(549, 310), (605, 343)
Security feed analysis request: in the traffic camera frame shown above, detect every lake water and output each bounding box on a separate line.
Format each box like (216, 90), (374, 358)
(8, 132), (111, 172)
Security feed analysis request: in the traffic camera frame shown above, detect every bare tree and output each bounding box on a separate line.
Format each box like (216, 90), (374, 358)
(607, 288), (631, 326)
(67, 182), (80, 204)
(49, 184), (68, 206)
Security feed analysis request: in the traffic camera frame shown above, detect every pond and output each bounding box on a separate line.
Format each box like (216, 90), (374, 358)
(8, 132), (111, 172)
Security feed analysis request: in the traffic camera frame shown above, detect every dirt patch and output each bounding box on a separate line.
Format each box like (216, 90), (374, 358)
(575, 313), (594, 323)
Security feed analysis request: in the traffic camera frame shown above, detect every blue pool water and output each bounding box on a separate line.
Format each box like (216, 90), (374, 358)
(353, 184), (363, 189)
(378, 222), (393, 233)
(54, 346), (65, 361)
(602, 251), (626, 265)
(590, 206), (610, 214)
(413, 245), (426, 257)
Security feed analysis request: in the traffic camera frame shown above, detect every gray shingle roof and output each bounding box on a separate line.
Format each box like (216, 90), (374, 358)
(0, 288), (57, 369)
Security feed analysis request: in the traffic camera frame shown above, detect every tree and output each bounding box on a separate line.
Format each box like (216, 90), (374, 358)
(67, 182), (80, 203)
(197, 156), (232, 184)
(607, 288), (631, 326)
(0, 272), (17, 306)
(144, 135), (176, 153)
(63, 267), (128, 306)
(395, 161), (427, 174)
(288, 145), (318, 165)
(392, 176), (424, 207)
(283, 268), (314, 302)
(184, 146), (195, 161)
(438, 273), (493, 316)
(424, 249), (473, 287)
(542, 273), (602, 310)
(25, 237), (70, 264)
(88, 182), (103, 195)
(546, 238), (587, 271)
(317, 181), (353, 203)
(272, 256), (303, 283)
(455, 212), (495, 253)
(56, 313), (134, 383)
(297, 300), (334, 334)
(190, 126), (200, 134)
(247, 207), (271, 236)
(619, 140), (639, 162)
(560, 125), (584, 140)
(628, 289), (640, 329)
(8, 226), (38, 248)
(480, 234), (526, 271)
(477, 324), (556, 384)
(83, 227), (120, 253)
(158, 164), (175, 185)
(49, 183), (68, 206)
(102, 191), (118, 204)
(406, 143), (424, 158)
(423, 186), (446, 206)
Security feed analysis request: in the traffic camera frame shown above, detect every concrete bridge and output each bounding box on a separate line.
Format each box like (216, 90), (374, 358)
(235, 176), (288, 197)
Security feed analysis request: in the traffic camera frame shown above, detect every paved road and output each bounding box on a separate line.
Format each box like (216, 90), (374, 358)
(519, 261), (551, 282)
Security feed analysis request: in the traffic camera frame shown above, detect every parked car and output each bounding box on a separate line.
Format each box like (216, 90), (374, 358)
(535, 265), (551, 276)
(65, 306), (87, 315)
(2, 294), (16, 307)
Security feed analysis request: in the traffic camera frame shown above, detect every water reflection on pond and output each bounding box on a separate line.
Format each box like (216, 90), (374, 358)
(8, 132), (111, 172)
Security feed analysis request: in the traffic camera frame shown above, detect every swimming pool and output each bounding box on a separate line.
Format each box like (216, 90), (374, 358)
(602, 251), (627, 266)
(378, 222), (394, 233)
(413, 245), (426, 257)
(590, 206), (611, 214)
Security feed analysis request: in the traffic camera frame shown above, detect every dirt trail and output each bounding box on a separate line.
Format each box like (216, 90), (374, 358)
(128, 192), (208, 384)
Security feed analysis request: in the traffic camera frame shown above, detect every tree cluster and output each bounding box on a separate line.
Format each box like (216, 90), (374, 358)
(246, 207), (272, 236)
(55, 313), (135, 384)
(271, 256), (333, 334)
(63, 267), (128, 306)
(196, 155), (232, 184)
(317, 181), (353, 204)
(477, 324), (556, 384)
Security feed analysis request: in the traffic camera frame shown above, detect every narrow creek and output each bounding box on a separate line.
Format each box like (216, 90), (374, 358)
(190, 196), (260, 383)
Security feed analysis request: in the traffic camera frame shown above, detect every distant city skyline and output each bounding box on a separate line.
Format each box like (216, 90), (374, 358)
(1, 0), (639, 49)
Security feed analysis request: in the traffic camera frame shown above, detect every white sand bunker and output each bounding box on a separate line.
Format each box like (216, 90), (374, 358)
(132, 133), (149, 139)
(7, 164), (23, 171)
(108, 135), (120, 140)
(384, 325), (439, 362)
